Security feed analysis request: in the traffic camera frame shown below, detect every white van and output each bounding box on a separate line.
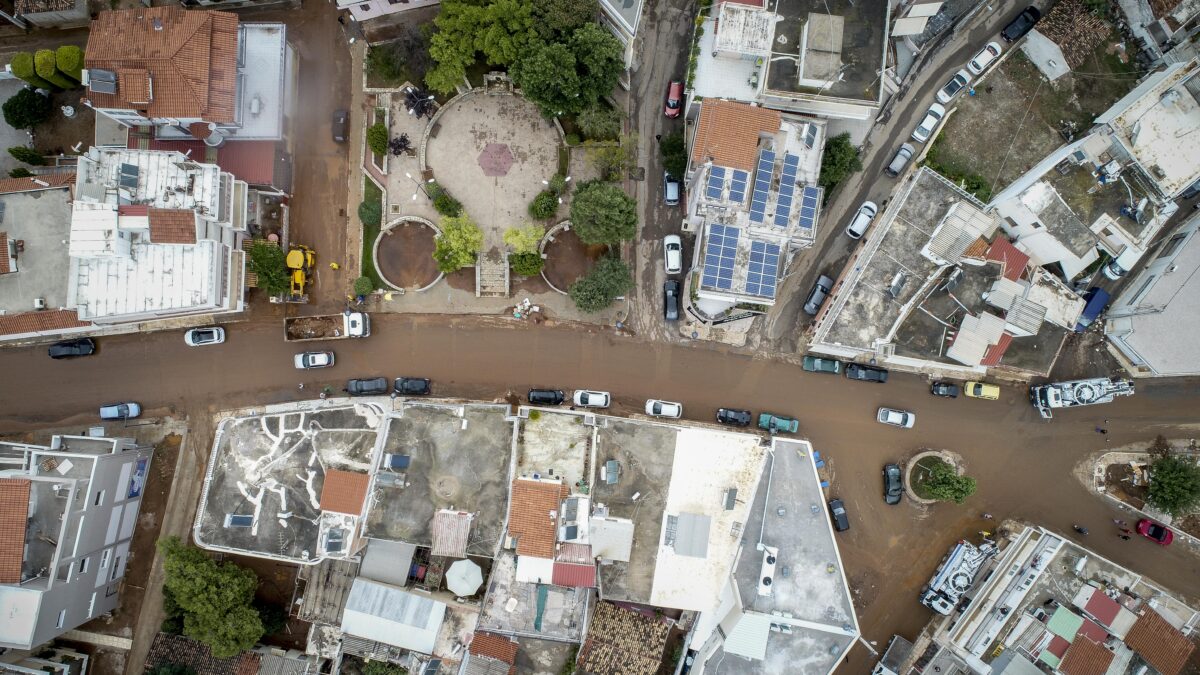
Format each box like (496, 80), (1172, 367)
(1102, 247), (1142, 280)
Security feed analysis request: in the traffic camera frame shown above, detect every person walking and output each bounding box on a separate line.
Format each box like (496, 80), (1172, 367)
(1118, 534), (1131, 541)
(1113, 519), (1127, 528)
(982, 513), (994, 520)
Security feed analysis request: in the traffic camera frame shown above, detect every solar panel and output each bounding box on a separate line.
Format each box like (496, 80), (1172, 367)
(803, 124), (819, 149)
(784, 153), (800, 168)
(728, 170), (749, 203)
(745, 241), (781, 298)
(774, 181), (797, 227)
(751, 150), (775, 224)
(706, 167), (725, 200)
(798, 186), (822, 229)
(701, 225), (741, 290)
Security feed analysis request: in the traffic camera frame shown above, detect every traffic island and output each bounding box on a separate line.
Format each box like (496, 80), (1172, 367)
(906, 450), (967, 505)
(541, 225), (605, 294)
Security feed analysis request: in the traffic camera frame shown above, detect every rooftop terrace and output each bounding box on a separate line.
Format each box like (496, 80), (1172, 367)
(476, 551), (590, 642)
(763, 0), (887, 104)
(0, 189), (73, 317)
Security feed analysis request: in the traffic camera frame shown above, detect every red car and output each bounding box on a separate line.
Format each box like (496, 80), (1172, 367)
(1136, 518), (1173, 546)
(664, 80), (683, 118)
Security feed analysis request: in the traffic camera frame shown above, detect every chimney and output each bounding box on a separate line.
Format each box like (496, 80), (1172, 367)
(152, 17), (163, 30)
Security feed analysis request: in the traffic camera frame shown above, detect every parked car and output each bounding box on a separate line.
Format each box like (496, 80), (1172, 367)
(885, 143), (915, 177)
(758, 413), (799, 434)
(936, 68), (973, 104)
(827, 498), (850, 532)
(346, 377), (389, 396)
(663, 280), (681, 321)
(664, 80), (684, 118)
(332, 109), (349, 143)
(1074, 287), (1111, 332)
(803, 274), (835, 315)
(877, 407), (916, 428)
(964, 381), (1000, 400)
(716, 408), (752, 426)
(883, 464), (904, 505)
(1136, 518), (1174, 546)
(48, 338), (96, 359)
(663, 172), (681, 206)
(394, 377), (432, 395)
(664, 234), (683, 274)
(645, 399), (683, 418)
(846, 363), (889, 383)
(573, 390), (610, 408)
(845, 201), (879, 240)
(930, 381), (960, 398)
(100, 402), (141, 420)
(184, 326), (225, 347)
(802, 355), (842, 374)
(911, 103), (947, 143)
(1181, 179), (1200, 200)
(294, 351), (335, 369)
(1102, 247), (1140, 281)
(1002, 6), (1041, 42)
(967, 42), (1003, 75)
(528, 389), (565, 405)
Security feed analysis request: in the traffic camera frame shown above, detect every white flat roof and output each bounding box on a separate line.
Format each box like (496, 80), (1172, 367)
(70, 238), (220, 321)
(75, 147), (222, 215)
(715, 3), (775, 56)
(0, 587), (40, 647)
(236, 24), (288, 140)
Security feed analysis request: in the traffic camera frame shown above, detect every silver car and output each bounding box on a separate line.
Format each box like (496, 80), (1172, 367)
(876, 407), (915, 429)
(294, 351), (335, 369)
(911, 103), (947, 143)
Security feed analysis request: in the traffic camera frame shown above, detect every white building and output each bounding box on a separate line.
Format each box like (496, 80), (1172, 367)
(336, 0), (439, 25)
(0, 435), (153, 651)
(68, 147), (247, 325)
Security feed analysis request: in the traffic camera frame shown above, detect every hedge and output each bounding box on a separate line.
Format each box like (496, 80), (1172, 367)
(34, 50), (75, 90)
(55, 46), (84, 83)
(9, 52), (54, 90)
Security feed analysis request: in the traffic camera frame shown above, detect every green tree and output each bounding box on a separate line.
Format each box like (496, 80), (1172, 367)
(433, 213), (484, 273)
(528, 190), (558, 220)
(8, 52), (54, 90)
(578, 103), (621, 140)
(8, 168), (34, 178)
(660, 132), (687, 178)
(922, 460), (977, 504)
(254, 599), (288, 636)
(569, 256), (632, 312)
(818, 132), (862, 192)
(504, 224), (545, 254)
(358, 198), (382, 228)
(366, 123), (389, 156)
(531, 0), (598, 41)
(366, 43), (407, 85)
(35, 49), (75, 89)
(570, 181), (637, 244)
(55, 46), (84, 82)
(1147, 454), (1200, 516)
(584, 135), (635, 181)
(478, 0), (536, 66)
(353, 276), (375, 296)
(426, 1), (485, 94)
(362, 662), (409, 675)
(246, 240), (289, 297)
(428, 182), (463, 217)
(7, 146), (45, 165)
(157, 536), (263, 659)
(570, 23), (624, 108)
(510, 251), (544, 276)
(512, 41), (580, 116)
(2, 88), (53, 130)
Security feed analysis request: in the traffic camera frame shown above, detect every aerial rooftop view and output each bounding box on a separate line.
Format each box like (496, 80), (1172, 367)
(1, 0), (1200, 674)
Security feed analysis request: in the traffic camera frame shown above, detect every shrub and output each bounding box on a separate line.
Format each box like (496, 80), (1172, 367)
(428, 181), (463, 217)
(565, 132), (581, 146)
(569, 256), (632, 312)
(8, 52), (54, 90)
(433, 213), (483, 273)
(504, 224), (545, 254)
(917, 459), (977, 504)
(548, 173), (569, 195)
(34, 49), (75, 89)
(353, 276), (375, 296)
(1147, 454), (1200, 516)
(366, 42), (407, 85)
(366, 123), (389, 156)
(528, 190), (558, 220)
(818, 132), (862, 193)
(55, 45), (84, 82)
(8, 168), (34, 178)
(2, 88), (53, 130)
(578, 103), (621, 140)
(528, 409), (542, 421)
(358, 198), (382, 228)
(510, 251), (544, 276)
(7, 146), (45, 165)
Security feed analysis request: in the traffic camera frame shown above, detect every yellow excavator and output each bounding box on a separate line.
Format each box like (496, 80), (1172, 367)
(285, 245), (315, 303)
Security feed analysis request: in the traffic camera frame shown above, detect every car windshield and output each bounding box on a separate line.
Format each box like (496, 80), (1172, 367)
(667, 99), (680, 108)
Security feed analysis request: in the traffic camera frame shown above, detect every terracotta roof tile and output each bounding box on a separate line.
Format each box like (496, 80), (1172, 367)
(1124, 609), (1196, 675)
(579, 602), (671, 675)
(319, 469), (369, 515)
(552, 561), (596, 587)
(0, 233), (9, 275)
(145, 632), (262, 675)
(0, 172), (75, 195)
(118, 68), (152, 105)
(507, 478), (567, 559)
(980, 332), (1013, 366)
(148, 208), (197, 244)
(189, 121), (213, 139)
(0, 479), (30, 583)
(85, 7), (239, 122)
(986, 237), (1030, 282)
(431, 510), (473, 558)
(557, 542), (592, 564)
(691, 99), (781, 172)
(1059, 638), (1114, 675)
(469, 631), (518, 669)
(0, 309), (90, 337)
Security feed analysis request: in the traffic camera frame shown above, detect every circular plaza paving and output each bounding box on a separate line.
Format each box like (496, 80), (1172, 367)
(375, 218), (440, 290)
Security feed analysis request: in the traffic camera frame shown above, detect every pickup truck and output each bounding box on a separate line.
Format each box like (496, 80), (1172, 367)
(285, 311), (370, 342)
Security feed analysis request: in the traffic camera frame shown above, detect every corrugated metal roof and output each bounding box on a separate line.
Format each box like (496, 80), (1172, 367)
(359, 539), (415, 587)
(551, 562), (596, 588)
(342, 579), (446, 655)
(723, 613), (772, 660)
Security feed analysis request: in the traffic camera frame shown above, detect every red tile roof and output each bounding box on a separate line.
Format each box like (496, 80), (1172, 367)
(552, 561), (596, 588)
(0, 478), (31, 583)
(85, 7), (239, 122)
(0, 233), (9, 275)
(469, 631), (518, 670)
(691, 100), (781, 172)
(1059, 638), (1114, 675)
(142, 136), (209, 157)
(986, 237), (1030, 282)
(980, 332), (1013, 367)
(0, 172), (75, 194)
(148, 208), (197, 244)
(507, 478), (568, 559)
(1046, 635), (1072, 659)
(557, 542), (593, 564)
(1083, 588), (1122, 627)
(0, 309), (90, 337)
(319, 469), (369, 515)
(118, 68), (152, 106)
(1124, 609), (1196, 675)
(1077, 617), (1109, 643)
(214, 140), (278, 186)
(118, 204), (150, 216)
(145, 632), (262, 675)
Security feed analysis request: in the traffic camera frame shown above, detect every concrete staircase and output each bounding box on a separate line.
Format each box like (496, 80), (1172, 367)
(476, 250), (510, 297)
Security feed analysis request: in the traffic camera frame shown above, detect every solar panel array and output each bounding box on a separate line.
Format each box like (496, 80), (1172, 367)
(746, 241), (781, 299)
(798, 186), (821, 230)
(774, 154), (801, 227)
(729, 170), (749, 204)
(701, 224), (741, 290)
(750, 150), (775, 223)
(706, 166), (725, 201)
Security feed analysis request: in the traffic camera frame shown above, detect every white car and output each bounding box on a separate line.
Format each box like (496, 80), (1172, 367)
(967, 42), (1002, 76)
(845, 201), (879, 240)
(644, 399), (683, 418)
(184, 326), (225, 347)
(294, 351), (335, 369)
(911, 102), (947, 143)
(573, 390), (611, 408)
(664, 235), (683, 274)
(876, 407), (915, 429)
(936, 68), (973, 104)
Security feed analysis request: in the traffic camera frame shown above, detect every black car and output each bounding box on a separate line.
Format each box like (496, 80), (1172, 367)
(716, 408), (753, 427)
(528, 389), (565, 405)
(394, 377), (432, 395)
(845, 363), (889, 383)
(1001, 6), (1040, 42)
(332, 109), (349, 143)
(346, 377), (389, 396)
(803, 274), (834, 316)
(827, 498), (850, 532)
(883, 464), (903, 505)
(930, 381), (960, 398)
(48, 338), (96, 359)
(663, 280), (680, 321)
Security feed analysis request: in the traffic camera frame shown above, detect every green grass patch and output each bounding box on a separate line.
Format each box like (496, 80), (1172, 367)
(924, 136), (993, 203)
(360, 179), (386, 289)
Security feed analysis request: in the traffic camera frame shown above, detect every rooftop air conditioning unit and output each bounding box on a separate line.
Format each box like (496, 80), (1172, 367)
(33, 298), (45, 310)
